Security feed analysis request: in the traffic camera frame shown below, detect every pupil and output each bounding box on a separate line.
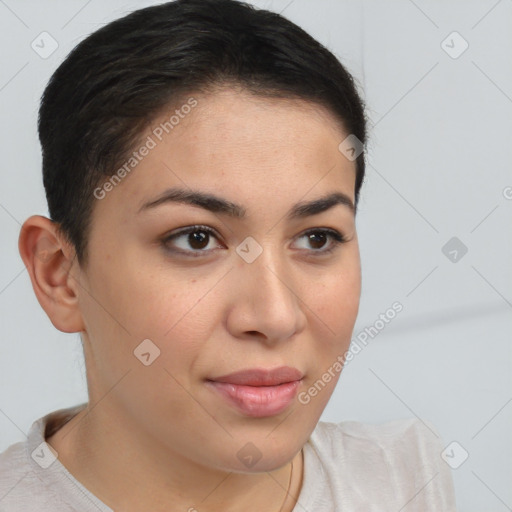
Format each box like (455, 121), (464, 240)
(309, 232), (326, 249)
(189, 231), (209, 249)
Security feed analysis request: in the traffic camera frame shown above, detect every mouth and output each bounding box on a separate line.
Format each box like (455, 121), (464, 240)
(205, 366), (303, 417)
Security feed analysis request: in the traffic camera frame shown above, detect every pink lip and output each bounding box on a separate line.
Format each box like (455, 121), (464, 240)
(209, 366), (303, 386)
(206, 366), (303, 417)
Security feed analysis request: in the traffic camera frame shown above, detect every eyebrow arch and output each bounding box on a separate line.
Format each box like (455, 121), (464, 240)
(289, 192), (354, 218)
(138, 187), (354, 218)
(139, 188), (246, 218)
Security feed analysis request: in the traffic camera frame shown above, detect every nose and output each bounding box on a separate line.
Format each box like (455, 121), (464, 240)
(225, 245), (307, 344)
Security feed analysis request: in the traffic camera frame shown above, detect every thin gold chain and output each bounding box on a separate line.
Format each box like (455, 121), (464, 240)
(276, 458), (294, 512)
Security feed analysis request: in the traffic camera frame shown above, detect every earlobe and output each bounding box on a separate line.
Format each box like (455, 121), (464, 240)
(18, 215), (85, 333)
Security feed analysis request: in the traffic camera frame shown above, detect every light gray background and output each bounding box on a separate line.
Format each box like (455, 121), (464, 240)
(0, 1), (511, 510)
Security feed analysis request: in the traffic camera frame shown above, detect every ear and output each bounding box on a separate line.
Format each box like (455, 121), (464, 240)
(18, 215), (85, 333)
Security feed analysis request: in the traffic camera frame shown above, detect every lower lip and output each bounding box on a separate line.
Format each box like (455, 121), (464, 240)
(206, 380), (301, 417)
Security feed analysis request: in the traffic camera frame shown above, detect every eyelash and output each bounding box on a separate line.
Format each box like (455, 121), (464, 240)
(161, 224), (349, 258)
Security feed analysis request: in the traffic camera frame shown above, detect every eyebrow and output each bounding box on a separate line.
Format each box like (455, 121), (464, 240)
(138, 187), (354, 219)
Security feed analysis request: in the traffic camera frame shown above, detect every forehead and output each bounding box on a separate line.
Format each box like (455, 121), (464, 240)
(169, 88), (347, 157)
(93, 88), (356, 220)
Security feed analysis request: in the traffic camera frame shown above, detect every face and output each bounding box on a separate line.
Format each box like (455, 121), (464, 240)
(77, 88), (361, 472)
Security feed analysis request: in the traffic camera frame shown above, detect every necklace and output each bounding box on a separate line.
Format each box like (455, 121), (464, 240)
(277, 458), (294, 512)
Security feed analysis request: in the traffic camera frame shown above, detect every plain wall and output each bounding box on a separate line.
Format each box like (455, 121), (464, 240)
(0, 1), (510, 510)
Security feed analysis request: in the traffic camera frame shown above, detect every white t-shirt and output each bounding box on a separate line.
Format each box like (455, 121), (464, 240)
(0, 405), (457, 511)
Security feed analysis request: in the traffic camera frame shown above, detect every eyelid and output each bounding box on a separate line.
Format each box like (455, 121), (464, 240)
(161, 225), (348, 257)
(161, 224), (225, 256)
(163, 224), (220, 239)
(290, 227), (348, 253)
(295, 226), (347, 242)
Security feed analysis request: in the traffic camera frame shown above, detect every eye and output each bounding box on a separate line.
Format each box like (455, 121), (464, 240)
(161, 225), (224, 256)
(292, 228), (348, 254)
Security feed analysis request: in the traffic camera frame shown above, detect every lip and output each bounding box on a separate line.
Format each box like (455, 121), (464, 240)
(208, 366), (303, 386)
(206, 366), (303, 418)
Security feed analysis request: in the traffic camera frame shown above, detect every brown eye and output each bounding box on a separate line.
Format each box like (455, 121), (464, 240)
(162, 225), (224, 256)
(307, 231), (328, 249)
(188, 230), (210, 249)
(291, 228), (347, 254)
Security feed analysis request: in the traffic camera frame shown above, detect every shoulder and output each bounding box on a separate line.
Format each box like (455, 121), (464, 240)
(0, 438), (28, 479)
(0, 405), (89, 512)
(307, 417), (457, 510)
(0, 434), (55, 511)
(312, 416), (443, 461)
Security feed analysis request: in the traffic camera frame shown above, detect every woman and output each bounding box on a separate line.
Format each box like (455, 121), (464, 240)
(0, 0), (456, 510)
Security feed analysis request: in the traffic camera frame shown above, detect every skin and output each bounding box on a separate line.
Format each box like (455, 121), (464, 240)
(19, 88), (361, 512)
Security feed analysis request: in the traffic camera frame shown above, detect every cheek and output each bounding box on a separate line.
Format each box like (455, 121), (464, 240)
(126, 272), (224, 350)
(303, 259), (361, 399)
(78, 263), (220, 421)
(89, 249), (208, 335)
(313, 264), (361, 336)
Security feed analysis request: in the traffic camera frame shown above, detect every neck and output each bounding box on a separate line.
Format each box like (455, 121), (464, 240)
(47, 403), (303, 512)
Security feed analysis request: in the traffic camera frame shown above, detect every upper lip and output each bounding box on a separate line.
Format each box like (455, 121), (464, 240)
(208, 366), (303, 386)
